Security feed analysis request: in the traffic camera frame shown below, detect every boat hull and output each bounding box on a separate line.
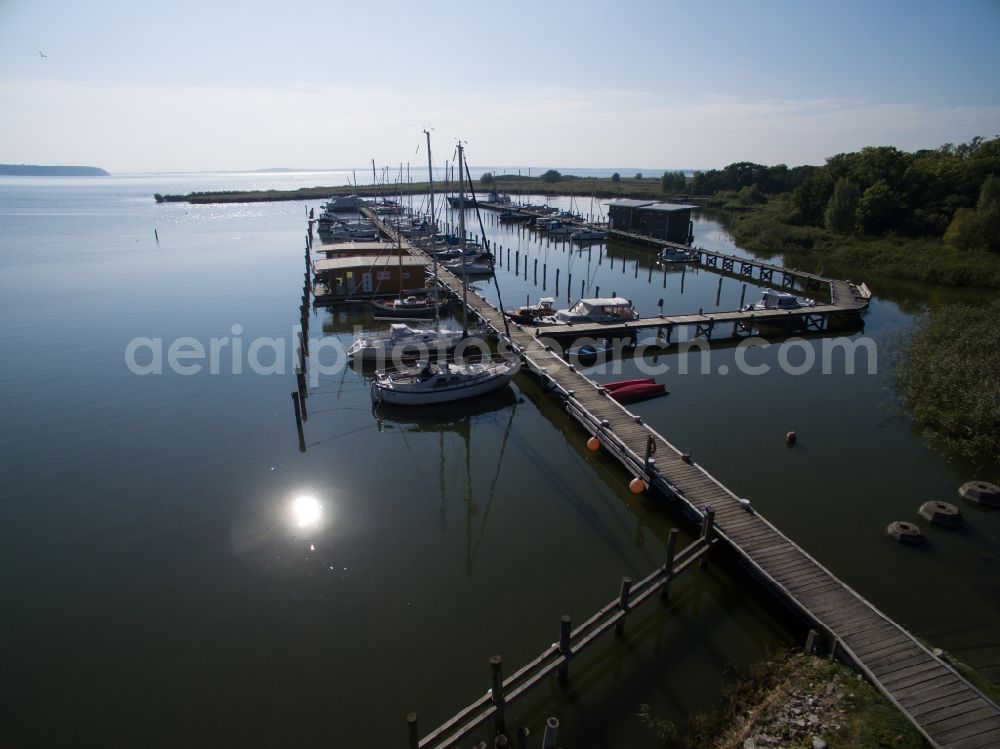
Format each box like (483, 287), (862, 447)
(371, 363), (519, 405)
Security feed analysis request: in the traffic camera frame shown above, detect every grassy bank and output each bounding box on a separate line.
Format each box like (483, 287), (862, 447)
(639, 649), (932, 748)
(730, 196), (1000, 289)
(896, 300), (1000, 468)
(154, 176), (698, 205)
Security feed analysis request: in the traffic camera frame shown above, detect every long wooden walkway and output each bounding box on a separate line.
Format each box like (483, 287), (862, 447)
(359, 210), (1000, 748)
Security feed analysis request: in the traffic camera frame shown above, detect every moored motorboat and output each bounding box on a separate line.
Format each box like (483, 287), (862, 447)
(371, 356), (520, 405)
(742, 289), (816, 311)
(538, 297), (639, 325)
(570, 228), (608, 242)
(658, 246), (693, 263)
(506, 297), (556, 325)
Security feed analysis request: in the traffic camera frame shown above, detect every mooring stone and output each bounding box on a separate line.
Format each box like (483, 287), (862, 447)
(918, 500), (964, 528)
(958, 480), (1000, 508)
(887, 520), (925, 545)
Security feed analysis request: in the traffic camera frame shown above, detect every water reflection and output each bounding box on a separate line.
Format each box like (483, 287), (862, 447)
(290, 494), (323, 529)
(373, 388), (520, 576)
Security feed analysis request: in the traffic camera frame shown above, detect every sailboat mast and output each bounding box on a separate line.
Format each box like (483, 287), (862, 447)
(458, 142), (467, 336)
(424, 129), (438, 317)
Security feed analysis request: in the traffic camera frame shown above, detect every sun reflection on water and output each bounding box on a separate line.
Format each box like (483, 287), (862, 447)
(290, 494), (323, 529)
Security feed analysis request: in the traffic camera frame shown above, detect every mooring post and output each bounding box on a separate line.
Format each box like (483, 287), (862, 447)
(740, 283), (747, 308)
(699, 505), (715, 568)
(805, 628), (820, 654)
(581, 279), (585, 298)
(407, 713), (419, 749)
(647, 263), (652, 282)
(662, 528), (679, 600)
(557, 615), (572, 681)
(615, 577), (633, 635)
(296, 371), (308, 419)
(595, 285), (599, 297)
(515, 727), (529, 749)
(490, 655), (506, 734)
(507, 248), (510, 266)
(567, 273), (572, 301)
(291, 392), (305, 451)
(543, 264), (546, 288)
(515, 250), (519, 274)
(534, 258), (537, 282)
(555, 268), (560, 296)
(541, 717), (559, 749)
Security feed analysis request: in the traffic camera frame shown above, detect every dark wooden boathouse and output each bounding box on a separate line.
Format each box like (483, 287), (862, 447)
(607, 200), (696, 243)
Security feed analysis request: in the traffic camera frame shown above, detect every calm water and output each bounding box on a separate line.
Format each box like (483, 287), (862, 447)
(1, 175), (997, 748)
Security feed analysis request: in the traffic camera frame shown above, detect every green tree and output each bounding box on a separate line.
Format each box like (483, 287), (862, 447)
(635, 172), (643, 180)
(945, 174), (1000, 252)
(540, 169), (561, 183)
(855, 180), (900, 234)
(661, 171), (686, 193)
(611, 172), (620, 184)
(824, 177), (860, 234)
(480, 172), (494, 185)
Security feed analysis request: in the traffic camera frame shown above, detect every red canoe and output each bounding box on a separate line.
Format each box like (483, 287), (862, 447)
(603, 378), (656, 392)
(608, 382), (667, 403)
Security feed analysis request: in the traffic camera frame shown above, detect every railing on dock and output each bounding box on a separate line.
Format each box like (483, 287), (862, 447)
(409, 527), (716, 749)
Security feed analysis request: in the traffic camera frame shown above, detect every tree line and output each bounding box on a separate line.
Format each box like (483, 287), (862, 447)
(690, 136), (1000, 252)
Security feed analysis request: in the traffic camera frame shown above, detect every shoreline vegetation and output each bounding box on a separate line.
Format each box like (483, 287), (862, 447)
(154, 173), (692, 205)
(640, 649), (931, 748)
(641, 646), (1000, 748)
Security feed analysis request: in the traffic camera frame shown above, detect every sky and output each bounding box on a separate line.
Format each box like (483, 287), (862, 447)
(1, 0), (999, 173)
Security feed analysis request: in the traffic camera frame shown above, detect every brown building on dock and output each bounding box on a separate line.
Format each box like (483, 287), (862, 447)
(312, 255), (429, 304)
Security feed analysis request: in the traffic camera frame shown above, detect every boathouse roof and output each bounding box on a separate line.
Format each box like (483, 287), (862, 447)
(313, 256), (429, 273)
(605, 199), (656, 209)
(636, 202), (699, 213)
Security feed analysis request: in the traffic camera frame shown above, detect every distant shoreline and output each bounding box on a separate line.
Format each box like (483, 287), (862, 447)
(0, 164), (110, 177)
(154, 176), (697, 204)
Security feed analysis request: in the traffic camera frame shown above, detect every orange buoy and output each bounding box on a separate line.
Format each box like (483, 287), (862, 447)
(586, 436), (601, 451)
(629, 477), (645, 494)
(786, 430), (797, 446)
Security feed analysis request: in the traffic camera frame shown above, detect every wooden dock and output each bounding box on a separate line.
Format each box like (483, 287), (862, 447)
(354, 210), (1000, 749)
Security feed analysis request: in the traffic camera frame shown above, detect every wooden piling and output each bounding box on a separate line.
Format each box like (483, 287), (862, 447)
(541, 718), (559, 749)
(661, 528), (679, 600)
(567, 273), (572, 300)
(557, 615), (572, 681)
(740, 284), (747, 308)
(615, 577), (632, 635)
(291, 392), (305, 451)
(515, 727), (529, 749)
(407, 713), (419, 749)
(490, 655), (506, 734)
(534, 258), (537, 282)
(699, 506), (714, 568)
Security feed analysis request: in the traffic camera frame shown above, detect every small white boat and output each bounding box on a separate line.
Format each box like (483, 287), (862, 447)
(538, 297), (639, 325)
(658, 247), (692, 263)
(371, 357), (520, 405)
(443, 254), (494, 276)
(742, 289), (816, 311)
(571, 228), (607, 242)
(347, 323), (467, 362)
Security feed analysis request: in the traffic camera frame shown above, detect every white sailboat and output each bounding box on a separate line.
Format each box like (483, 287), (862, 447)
(370, 356), (520, 405)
